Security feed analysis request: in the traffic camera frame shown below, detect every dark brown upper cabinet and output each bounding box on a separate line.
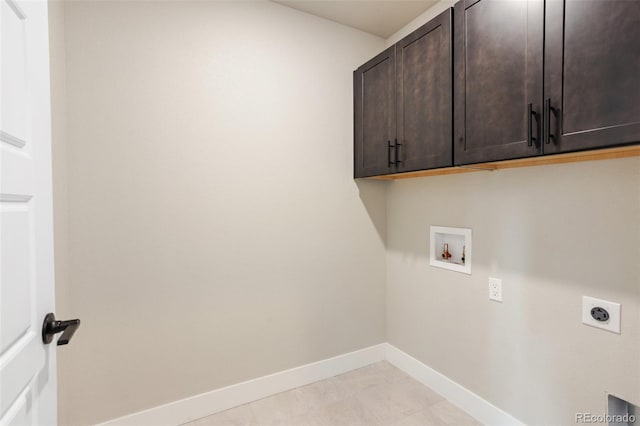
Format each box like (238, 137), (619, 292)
(544, 0), (640, 153)
(454, 0), (544, 165)
(354, 9), (452, 178)
(354, 46), (396, 178)
(455, 0), (640, 165)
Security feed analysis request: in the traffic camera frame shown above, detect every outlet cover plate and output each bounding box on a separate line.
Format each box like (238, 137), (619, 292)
(489, 277), (502, 302)
(582, 296), (621, 334)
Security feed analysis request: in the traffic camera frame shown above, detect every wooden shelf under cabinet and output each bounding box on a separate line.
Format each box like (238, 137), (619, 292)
(368, 145), (640, 180)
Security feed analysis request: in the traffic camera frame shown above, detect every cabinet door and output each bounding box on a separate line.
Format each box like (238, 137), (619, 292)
(454, 0), (543, 165)
(396, 9), (452, 172)
(354, 47), (396, 178)
(544, 0), (640, 153)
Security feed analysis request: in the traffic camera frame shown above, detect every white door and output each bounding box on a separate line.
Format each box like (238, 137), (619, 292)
(0, 0), (57, 424)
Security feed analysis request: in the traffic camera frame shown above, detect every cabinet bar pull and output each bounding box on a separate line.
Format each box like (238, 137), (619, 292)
(527, 103), (537, 147)
(395, 139), (403, 166)
(545, 98), (555, 145)
(387, 140), (395, 167)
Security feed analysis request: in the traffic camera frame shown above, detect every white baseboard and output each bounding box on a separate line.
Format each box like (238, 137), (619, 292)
(99, 343), (522, 426)
(385, 344), (524, 426)
(97, 344), (387, 426)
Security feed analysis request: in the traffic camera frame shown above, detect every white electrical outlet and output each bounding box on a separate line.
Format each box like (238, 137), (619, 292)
(582, 296), (621, 334)
(488, 277), (502, 302)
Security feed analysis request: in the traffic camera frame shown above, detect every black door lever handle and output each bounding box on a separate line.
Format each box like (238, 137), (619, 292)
(42, 313), (81, 346)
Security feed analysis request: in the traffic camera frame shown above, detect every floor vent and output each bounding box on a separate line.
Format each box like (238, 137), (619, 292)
(608, 394), (638, 426)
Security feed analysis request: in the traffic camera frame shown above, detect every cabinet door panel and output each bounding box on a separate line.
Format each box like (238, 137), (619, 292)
(396, 9), (452, 172)
(354, 47), (396, 178)
(544, 0), (640, 153)
(454, 0), (543, 165)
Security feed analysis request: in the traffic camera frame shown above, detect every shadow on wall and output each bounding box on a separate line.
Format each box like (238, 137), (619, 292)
(384, 159), (640, 295)
(384, 158), (640, 424)
(355, 179), (389, 247)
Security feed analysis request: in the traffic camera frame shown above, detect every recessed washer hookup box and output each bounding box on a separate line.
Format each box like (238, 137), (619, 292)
(429, 226), (472, 275)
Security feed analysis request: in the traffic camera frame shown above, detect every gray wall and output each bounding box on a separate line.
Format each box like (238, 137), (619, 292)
(386, 158), (640, 424)
(49, 1), (640, 425)
(50, 2), (387, 424)
(384, 3), (640, 423)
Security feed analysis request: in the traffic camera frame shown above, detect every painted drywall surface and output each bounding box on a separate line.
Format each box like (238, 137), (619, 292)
(385, 0), (454, 47)
(48, 2), (73, 425)
(385, 3), (640, 423)
(54, 2), (386, 423)
(386, 158), (640, 424)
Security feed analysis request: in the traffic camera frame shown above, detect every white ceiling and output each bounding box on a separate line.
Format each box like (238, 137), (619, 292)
(272, 1), (439, 39)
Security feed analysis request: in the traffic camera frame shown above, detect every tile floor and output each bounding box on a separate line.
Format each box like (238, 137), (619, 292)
(184, 361), (482, 426)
